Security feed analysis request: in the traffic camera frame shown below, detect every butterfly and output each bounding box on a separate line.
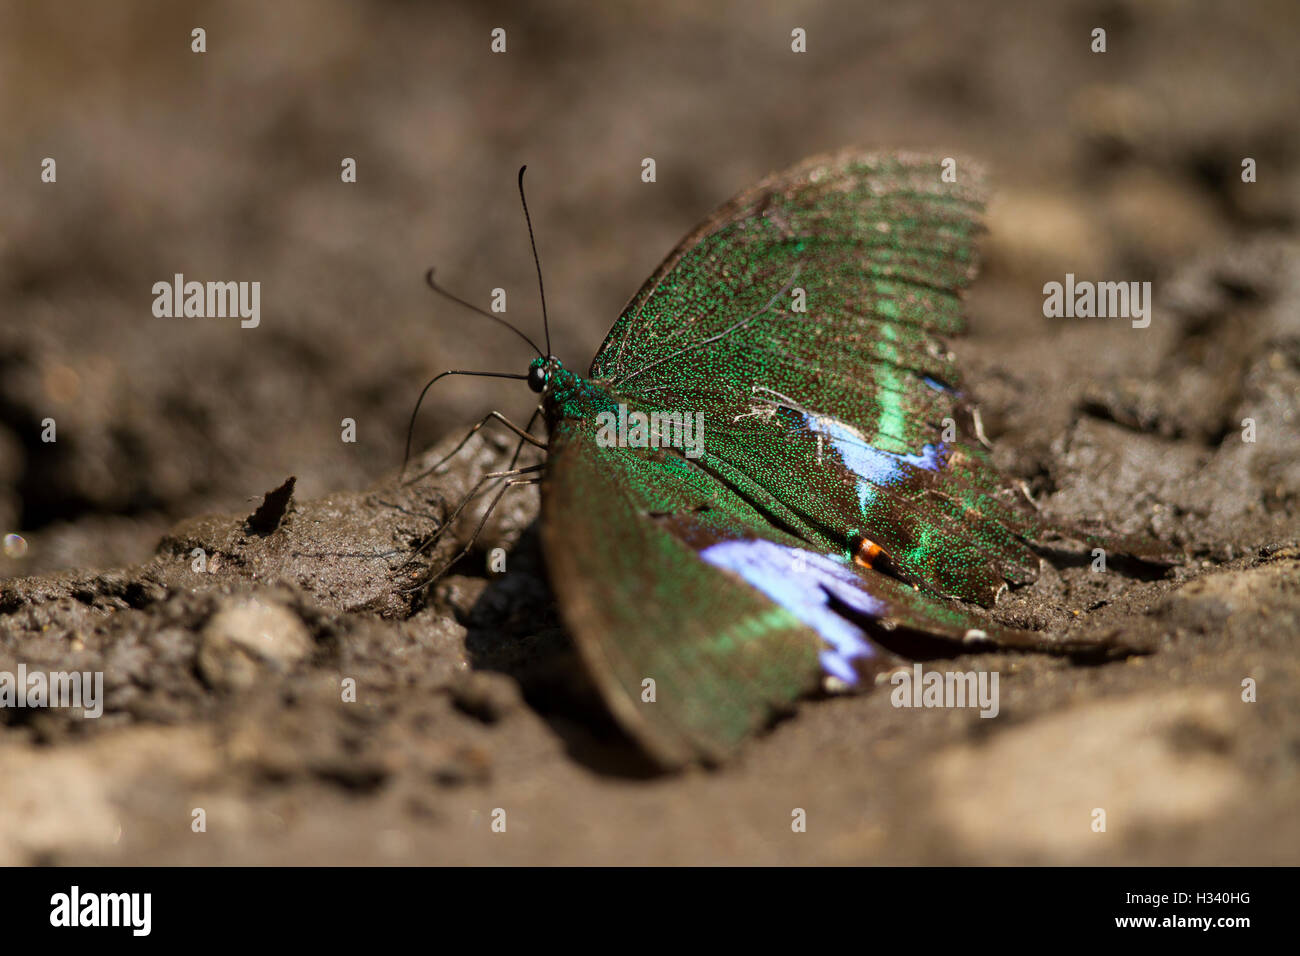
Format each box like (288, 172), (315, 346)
(404, 151), (1169, 769)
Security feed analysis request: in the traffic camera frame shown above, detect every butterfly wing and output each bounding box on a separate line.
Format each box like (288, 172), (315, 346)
(542, 150), (1161, 765)
(541, 413), (1050, 767)
(589, 150), (1128, 604)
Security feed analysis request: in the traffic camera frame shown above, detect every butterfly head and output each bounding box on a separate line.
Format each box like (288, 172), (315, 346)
(527, 355), (564, 394)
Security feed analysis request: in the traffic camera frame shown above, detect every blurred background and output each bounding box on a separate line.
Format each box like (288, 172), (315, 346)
(1, 0), (1297, 576)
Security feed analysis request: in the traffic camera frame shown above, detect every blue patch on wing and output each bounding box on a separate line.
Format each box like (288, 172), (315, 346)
(699, 539), (881, 684)
(801, 411), (945, 510)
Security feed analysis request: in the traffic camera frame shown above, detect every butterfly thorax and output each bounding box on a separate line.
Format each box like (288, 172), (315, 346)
(536, 361), (618, 424)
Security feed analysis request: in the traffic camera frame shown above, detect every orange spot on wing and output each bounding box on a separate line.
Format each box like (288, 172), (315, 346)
(853, 537), (887, 569)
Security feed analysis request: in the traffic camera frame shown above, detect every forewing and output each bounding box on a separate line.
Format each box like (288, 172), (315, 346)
(589, 151), (1117, 605)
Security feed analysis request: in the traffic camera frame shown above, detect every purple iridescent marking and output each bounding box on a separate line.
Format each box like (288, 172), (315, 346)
(699, 539), (880, 684)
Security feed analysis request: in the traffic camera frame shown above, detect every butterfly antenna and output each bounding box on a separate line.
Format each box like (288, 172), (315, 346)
(517, 165), (552, 358)
(425, 268), (544, 358)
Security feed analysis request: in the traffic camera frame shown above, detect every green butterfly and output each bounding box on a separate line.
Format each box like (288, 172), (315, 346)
(407, 151), (1169, 769)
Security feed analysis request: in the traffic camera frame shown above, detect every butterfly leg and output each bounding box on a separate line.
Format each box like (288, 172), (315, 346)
(424, 475), (542, 586)
(506, 404), (544, 471)
(377, 406), (546, 524)
(402, 410), (547, 485)
(429, 405), (545, 511)
(395, 463), (544, 589)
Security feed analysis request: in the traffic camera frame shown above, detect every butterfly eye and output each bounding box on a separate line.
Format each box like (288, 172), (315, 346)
(527, 364), (548, 393)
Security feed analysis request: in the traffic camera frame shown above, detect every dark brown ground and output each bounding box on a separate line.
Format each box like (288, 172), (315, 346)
(1, 0), (1297, 865)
